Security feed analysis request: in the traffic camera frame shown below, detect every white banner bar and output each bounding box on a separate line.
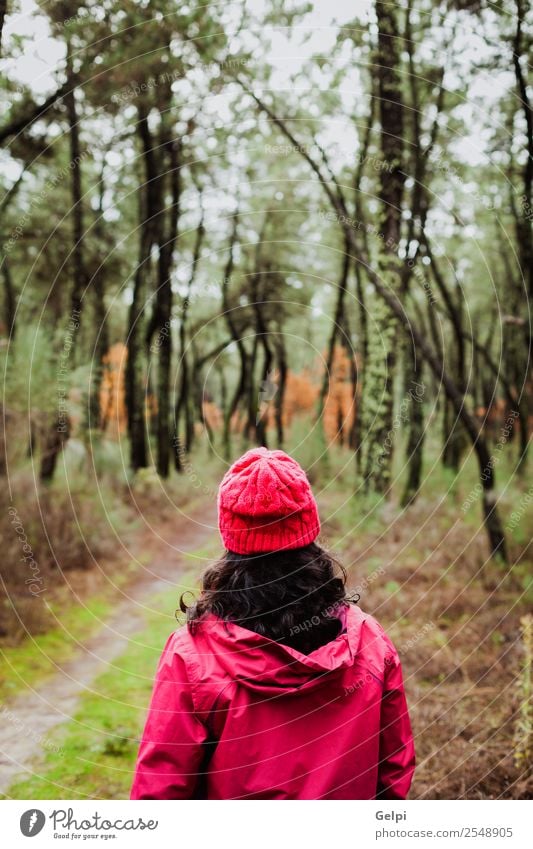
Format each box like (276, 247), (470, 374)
(2, 800), (531, 848)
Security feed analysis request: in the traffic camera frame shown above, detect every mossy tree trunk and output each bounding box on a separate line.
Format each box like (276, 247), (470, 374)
(363, 0), (405, 494)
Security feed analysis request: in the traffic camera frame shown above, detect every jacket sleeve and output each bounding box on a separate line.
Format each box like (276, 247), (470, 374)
(130, 632), (209, 800)
(376, 648), (416, 800)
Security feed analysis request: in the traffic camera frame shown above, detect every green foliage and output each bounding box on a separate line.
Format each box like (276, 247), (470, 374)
(1, 325), (56, 416)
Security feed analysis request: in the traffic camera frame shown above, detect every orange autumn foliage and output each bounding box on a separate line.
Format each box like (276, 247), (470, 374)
(322, 346), (357, 444)
(99, 343), (157, 439)
(202, 400), (223, 432)
(99, 343), (357, 444)
(260, 346), (357, 443)
(99, 342), (128, 438)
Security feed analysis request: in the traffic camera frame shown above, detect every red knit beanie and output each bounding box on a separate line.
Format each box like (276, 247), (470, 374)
(218, 447), (321, 555)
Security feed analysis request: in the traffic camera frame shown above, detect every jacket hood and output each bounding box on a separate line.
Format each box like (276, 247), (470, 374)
(196, 605), (368, 695)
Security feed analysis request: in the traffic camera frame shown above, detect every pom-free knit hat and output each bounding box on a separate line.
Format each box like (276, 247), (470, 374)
(217, 447), (321, 555)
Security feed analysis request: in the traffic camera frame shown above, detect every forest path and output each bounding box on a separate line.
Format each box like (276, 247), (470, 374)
(0, 499), (217, 795)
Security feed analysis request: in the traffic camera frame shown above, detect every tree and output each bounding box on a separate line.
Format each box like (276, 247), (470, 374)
(362, 0), (406, 493)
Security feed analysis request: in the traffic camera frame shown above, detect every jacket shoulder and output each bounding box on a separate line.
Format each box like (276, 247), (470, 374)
(160, 624), (223, 717)
(356, 608), (401, 664)
(161, 625), (200, 669)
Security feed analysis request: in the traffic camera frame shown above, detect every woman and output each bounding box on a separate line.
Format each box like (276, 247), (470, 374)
(131, 447), (415, 799)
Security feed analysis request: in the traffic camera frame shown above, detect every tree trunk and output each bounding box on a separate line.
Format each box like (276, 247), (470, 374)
(351, 96), (374, 468)
(65, 42), (85, 334)
(0, 0), (7, 57)
(2, 254), (16, 339)
(244, 332), (260, 442)
(88, 165), (109, 431)
(401, 351), (425, 507)
(220, 366), (228, 432)
(363, 0), (405, 493)
(251, 268), (273, 448)
(513, 0), (533, 300)
(244, 219), (269, 445)
(40, 416), (70, 482)
(156, 118), (181, 478)
(136, 95), (181, 479)
(125, 240), (149, 471)
(125, 106), (158, 472)
(88, 268), (109, 432)
(155, 268), (172, 476)
(174, 210), (204, 470)
(221, 212), (248, 460)
(421, 235), (468, 470)
(274, 328), (288, 448)
(41, 42), (82, 482)
(352, 261), (367, 471)
(511, 0), (532, 474)
(317, 239), (351, 422)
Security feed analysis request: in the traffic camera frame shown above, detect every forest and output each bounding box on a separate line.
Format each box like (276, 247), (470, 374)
(0, 0), (532, 800)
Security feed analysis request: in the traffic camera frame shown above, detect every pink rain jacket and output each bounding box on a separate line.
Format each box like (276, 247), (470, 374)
(131, 605), (415, 800)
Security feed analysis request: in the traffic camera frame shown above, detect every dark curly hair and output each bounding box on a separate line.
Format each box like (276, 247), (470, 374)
(179, 542), (358, 655)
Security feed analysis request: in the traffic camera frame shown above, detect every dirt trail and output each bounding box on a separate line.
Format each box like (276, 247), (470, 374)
(0, 501), (216, 795)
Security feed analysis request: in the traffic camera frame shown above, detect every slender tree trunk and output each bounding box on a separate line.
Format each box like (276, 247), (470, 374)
(274, 330), (288, 448)
(220, 366), (228, 434)
(352, 261), (367, 471)
(42, 42), (83, 482)
(40, 416), (70, 482)
(256, 344), (272, 448)
(511, 0), (532, 473)
(2, 254), (16, 339)
(224, 340), (248, 460)
(88, 268), (109, 432)
(317, 239), (351, 421)
(419, 236), (469, 470)
(401, 352), (425, 507)
(89, 166), (109, 431)
(125, 106), (158, 471)
(513, 0), (533, 300)
(244, 332), (260, 442)
(147, 103), (181, 478)
(125, 239), (149, 471)
(243, 219), (270, 445)
(351, 96), (374, 469)
(174, 210), (204, 470)
(65, 42), (85, 332)
(156, 125), (181, 478)
(155, 250), (172, 477)
(0, 0), (7, 57)
(251, 265), (273, 448)
(337, 307), (359, 452)
(221, 212), (248, 460)
(197, 387), (213, 452)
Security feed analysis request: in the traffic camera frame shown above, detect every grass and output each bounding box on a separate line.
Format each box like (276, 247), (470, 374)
(2, 526), (220, 800)
(0, 442), (222, 706)
(3, 584), (194, 800)
(0, 582), (131, 704)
